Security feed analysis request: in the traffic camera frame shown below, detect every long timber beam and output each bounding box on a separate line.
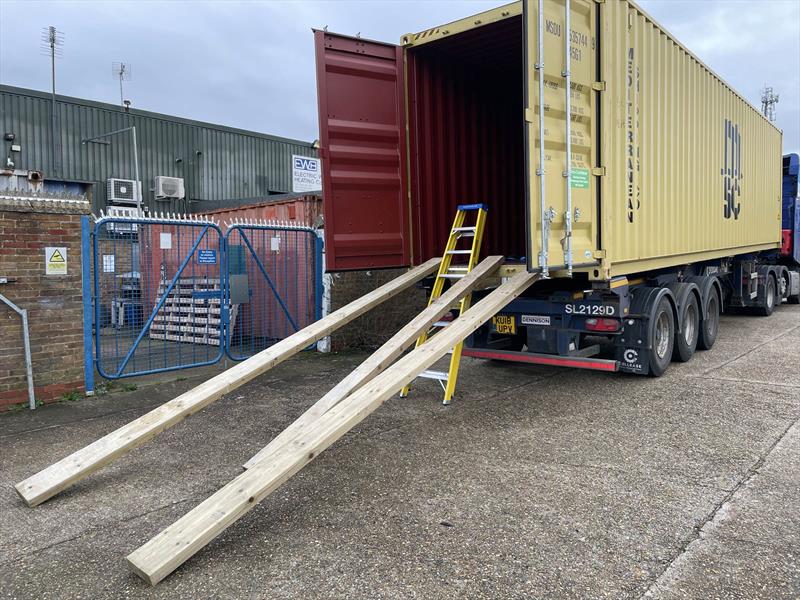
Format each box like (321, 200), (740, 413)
(14, 258), (441, 508)
(242, 255), (505, 469)
(126, 270), (538, 585)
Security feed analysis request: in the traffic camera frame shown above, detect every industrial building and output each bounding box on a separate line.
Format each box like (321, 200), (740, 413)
(0, 84), (318, 214)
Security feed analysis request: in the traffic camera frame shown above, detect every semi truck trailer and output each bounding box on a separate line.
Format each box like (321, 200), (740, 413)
(314, 0), (797, 376)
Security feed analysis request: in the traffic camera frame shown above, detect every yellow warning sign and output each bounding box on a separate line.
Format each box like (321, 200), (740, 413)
(45, 246), (67, 275)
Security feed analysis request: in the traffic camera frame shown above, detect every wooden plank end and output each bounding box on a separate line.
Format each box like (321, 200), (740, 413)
(14, 479), (43, 508)
(126, 553), (161, 586)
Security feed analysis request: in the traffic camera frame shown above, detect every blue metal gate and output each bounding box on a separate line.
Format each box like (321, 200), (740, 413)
(85, 213), (322, 383)
(225, 221), (322, 360)
(91, 214), (225, 379)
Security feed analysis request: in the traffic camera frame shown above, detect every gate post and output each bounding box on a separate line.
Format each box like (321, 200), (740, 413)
(315, 232), (324, 322)
(81, 215), (95, 396)
(220, 232), (229, 356)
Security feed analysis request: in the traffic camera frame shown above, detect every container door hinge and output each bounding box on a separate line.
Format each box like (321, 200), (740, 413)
(594, 0), (605, 4)
(592, 81), (606, 91)
(593, 250), (607, 259)
(524, 108), (535, 123)
(592, 167), (606, 177)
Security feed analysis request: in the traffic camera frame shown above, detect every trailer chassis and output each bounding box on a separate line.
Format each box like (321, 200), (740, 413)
(465, 255), (794, 376)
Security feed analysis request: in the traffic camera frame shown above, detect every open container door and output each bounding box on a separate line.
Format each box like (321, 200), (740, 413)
(523, 0), (599, 276)
(315, 30), (410, 271)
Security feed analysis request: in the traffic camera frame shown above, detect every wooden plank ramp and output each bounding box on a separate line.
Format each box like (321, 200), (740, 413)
(242, 255), (504, 469)
(14, 258), (441, 508)
(126, 270), (538, 585)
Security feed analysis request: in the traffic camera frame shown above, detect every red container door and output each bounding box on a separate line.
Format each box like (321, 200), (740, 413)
(315, 30), (410, 271)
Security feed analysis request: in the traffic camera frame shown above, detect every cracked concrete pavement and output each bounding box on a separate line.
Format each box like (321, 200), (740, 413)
(0, 305), (798, 599)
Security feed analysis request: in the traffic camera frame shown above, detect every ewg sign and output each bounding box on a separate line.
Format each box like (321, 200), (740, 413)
(292, 155), (321, 193)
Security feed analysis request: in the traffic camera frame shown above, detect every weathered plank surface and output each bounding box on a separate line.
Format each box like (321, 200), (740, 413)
(14, 258), (441, 508)
(242, 255), (504, 469)
(126, 271), (537, 585)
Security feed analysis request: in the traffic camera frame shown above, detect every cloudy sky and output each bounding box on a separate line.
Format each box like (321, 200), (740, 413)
(1, 0), (798, 153)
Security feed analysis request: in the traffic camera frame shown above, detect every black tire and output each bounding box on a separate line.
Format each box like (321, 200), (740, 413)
(756, 275), (777, 316)
(783, 271), (799, 304)
(648, 296), (675, 377)
(672, 294), (699, 362)
(697, 288), (720, 350)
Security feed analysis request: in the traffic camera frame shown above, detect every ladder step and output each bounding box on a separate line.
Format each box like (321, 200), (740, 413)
(432, 320), (451, 327)
(446, 250), (472, 255)
(419, 370), (448, 381)
(455, 231), (475, 238)
(453, 227), (476, 232)
(439, 274), (465, 279)
(448, 266), (469, 272)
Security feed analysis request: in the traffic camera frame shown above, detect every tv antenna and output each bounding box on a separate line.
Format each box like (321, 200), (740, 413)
(112, 62), (132, 107)
(760, 84), (779, 122)
(41, 26), (64, 175)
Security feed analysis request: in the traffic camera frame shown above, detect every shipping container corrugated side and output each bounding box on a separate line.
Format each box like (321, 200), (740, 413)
(198, 194), (323, 228)
(315, 0), (782, 277)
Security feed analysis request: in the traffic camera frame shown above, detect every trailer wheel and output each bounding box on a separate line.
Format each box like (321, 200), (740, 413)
(648, 296), (675, 377)
(783, 270), (799, 304)
(697, 288), (720, 350)
(756, 274), (777, 316)
(672, 294), (699, 362)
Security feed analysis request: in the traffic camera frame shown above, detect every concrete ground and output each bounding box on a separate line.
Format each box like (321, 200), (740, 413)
(0, 305), (798, 599)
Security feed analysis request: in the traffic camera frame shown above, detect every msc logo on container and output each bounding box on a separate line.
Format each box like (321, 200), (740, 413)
(722, 118), (743, 220)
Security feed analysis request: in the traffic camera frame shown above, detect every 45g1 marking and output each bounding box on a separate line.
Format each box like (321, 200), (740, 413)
(565, 303), (616, 316)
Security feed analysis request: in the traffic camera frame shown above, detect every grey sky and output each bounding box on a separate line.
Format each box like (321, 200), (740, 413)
(1, 0), (798, 153)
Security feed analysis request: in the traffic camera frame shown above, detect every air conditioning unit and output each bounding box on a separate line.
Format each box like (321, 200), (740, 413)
(106, 205), (138, 233)
(154, 176), (185, 200)
(107, 178), (141, 205)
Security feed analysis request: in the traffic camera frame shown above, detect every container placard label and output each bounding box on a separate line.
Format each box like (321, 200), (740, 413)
(45, 247), (67, 275)
(292, 155), (321, 193)
(197, 249), (217, 264)
(571, 168), (590, 189)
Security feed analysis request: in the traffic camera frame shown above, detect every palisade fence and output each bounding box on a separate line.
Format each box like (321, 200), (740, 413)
(83, 212), (322, 386)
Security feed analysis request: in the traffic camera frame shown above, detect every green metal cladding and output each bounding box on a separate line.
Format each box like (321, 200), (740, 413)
(0, 84), (317, 214)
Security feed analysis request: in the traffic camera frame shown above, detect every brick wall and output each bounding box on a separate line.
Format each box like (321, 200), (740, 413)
(0, 197), (90, 409)
(328, 268), (428, 351)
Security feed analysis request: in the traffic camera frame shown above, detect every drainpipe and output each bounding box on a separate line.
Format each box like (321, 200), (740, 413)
(0, 291), (36, 410)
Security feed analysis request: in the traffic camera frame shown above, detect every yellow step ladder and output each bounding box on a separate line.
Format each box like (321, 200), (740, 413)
(400, 203), (488, 404)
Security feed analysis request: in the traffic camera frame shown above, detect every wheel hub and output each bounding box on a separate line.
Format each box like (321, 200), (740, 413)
(655, 312), (670, 359)
(683, 304), (696, 345)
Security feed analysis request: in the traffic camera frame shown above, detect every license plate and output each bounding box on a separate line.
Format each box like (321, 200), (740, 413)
(565, 303), (617, 316)
(492, 315), (516, 334)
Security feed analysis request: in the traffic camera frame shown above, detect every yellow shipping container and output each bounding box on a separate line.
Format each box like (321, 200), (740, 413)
(315, 0), (782, 278)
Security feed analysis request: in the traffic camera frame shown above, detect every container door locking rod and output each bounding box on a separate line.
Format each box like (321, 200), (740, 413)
(535, 0), (550, 278)
(562, 0), (574, 276)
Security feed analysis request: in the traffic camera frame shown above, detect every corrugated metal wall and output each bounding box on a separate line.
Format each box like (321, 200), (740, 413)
(407, 16), (526, 264)
(198, 194), (323, 230)
(601, 0), (782, 275)
(0, 85), (317, 214)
